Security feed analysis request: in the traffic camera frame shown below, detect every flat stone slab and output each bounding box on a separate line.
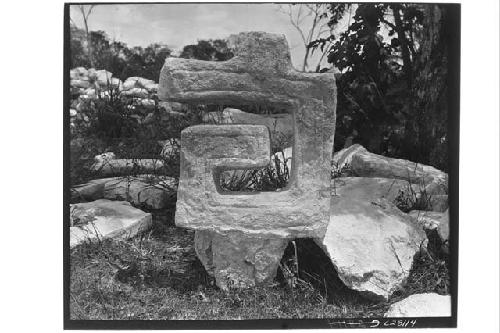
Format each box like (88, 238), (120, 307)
(385, 293), (451, 317)
(331, 177), (418, 204)
(316, 178), (426, 301)
(91, 153), (166, 177)
(89, 176), (177, 210)
(70, 199), (152, 248)
(333, 144), (448, 195)
(71, 181), (105, 202)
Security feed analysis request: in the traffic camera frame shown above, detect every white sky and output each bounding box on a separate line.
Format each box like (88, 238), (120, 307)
(69, 3), (348, 71)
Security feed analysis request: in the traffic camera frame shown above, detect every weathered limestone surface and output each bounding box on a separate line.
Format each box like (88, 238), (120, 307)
(428, 194), (449, 212)
(385, 293), (451, 317)
(194, 230), (288, 290)
(334, 144), (448, 196)
(159, 31), (336, 289)
(408, 210), (446, 230)
(349, 146), (448, 190)
(92, 153), (165, 176)
(88, 176), (177, 209)
(203, 108), (293, 140)
(160, 32), (336, 239)
(331, 177), (416, 203)
(332, 144), (367, 170)
(316, 178), (426, 301)
(71, 182), (105, 202)
(70, 199), (152, 248)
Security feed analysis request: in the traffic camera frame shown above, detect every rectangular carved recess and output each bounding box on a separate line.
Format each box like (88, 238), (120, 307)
(201, 104), (294, 193)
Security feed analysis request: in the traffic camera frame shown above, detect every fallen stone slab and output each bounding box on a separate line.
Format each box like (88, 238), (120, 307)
(89, 176), (177, 210)
(385, 293), (451, 317)
(91, 154), (166, 176)
(349, 146), (448, 187)
(70, 67), (88, 79)
(121, 87), (149, 99)
(427, 194), (448, 212)
(408, 210), (446, 230)
(123, 77), (156, 90)
(316, 179), (426, 301)
(333, 144), (448, 195)
(194, 230), (288, 290)
(71, 181), (105, 202)
(70, 79), (91, 89)
(331, 177), (418, 204)
(332, 144), (366, 171)
(353, 149), (440, 181)
(70, 199), (152, 248)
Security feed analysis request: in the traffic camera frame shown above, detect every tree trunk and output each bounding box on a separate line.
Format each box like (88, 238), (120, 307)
(392, 5), (413, 89)
(83, 16), (94, 68)
(407, 5), (448, 168)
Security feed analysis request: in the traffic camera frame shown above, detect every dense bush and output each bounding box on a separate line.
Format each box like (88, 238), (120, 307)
(309, 4), (451, 171)
(71, 25), (172, 81)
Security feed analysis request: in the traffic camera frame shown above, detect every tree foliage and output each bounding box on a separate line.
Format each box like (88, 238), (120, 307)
(179, 39), (234, 61)
(70, 25), (172, 81)
(308, 4), (451, 170)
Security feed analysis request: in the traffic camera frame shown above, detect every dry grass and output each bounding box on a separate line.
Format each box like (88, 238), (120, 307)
(70, 210), (450, 320)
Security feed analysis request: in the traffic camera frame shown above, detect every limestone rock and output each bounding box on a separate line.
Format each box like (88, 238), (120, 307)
(90, 176), (177, 210)
(428, 194), (448, 212)
(385, 293), (451, 317)
(408, 210), (446, 230)
(194, 230), (288, 290)
(93, 70), (114, 86)
(349, 146), (448, 188)
(140, 98), (156, 109)
(124, 77), (155, 89)
(82, 87), (97, 98)
(331, 177), (417, 204)
(71, 181), (105, 202)
(121, 87), (149, 98)
(70, 67), (88, 79)
(316, 180), (426, 300)
(70, 199), (152, 248)
(332, 144), (366, 171)
(144, 82), (159, 92)
(94, 152), (116, 164)
(70, 79), (90, 89)
(91, 153), (166, 176)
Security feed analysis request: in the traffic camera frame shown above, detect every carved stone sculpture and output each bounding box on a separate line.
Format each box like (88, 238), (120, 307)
(159, 31), (336, 289)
